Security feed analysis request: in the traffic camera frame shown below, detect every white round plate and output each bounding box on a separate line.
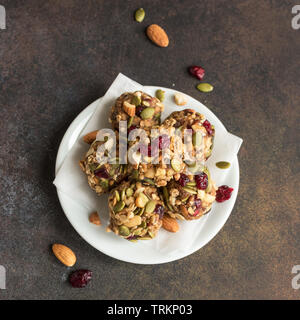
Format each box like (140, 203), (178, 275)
(55, 86), (240, 264)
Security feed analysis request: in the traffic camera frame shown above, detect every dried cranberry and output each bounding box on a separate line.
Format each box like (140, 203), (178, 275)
(69, 270), (92, 288)
(194, 197), (202, 209)
(126, 235), (137, 240)
(158, 134), (170, 150)
(202, 120), (214, 136)
(179, 174), (190, 187)
(136, 105), (145, 117)
(154, 204), (164, 219)
(94, 167), (109, 179)
(140, 144), (151, 157)
(128, 125), (137, 134)
(195, 172), (208, 190)
(189, 65), (205, 80)
(216, 185), (234, 203)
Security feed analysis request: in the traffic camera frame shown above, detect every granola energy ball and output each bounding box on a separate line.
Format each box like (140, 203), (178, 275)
(108, 181), (164, 241)
(79, 134), (128, 195)
(162, 167), (217, 220)
(109, 91), (164, 132)
(163, 109), (215, 160)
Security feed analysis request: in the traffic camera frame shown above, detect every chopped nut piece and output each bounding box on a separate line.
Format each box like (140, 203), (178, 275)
(89, 211), (101, 225)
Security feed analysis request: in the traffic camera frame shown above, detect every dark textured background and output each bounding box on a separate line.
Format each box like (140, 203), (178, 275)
(0, 0), (299, 300)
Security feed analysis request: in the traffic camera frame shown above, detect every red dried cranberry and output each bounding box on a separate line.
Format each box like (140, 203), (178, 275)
(179, 174), (190, 187)
(158, 134), (170, 150)
(136, 105), (145, 117)
(154, 204), (164, 219)
(202, 120), (213, 136)
(216, 185), (234, 203)
(126, 235), (137, 240)
(128, 125), (137, 134)
(94, 167), (109, 179)
(189, 65), (205, 80)
(140, 144), (151, 157)
(69, 270), (92, 288)
(195, 172), (208, 190)
(194, 197), (202, 209)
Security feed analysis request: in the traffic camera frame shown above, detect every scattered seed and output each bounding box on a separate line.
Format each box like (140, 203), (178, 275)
(196, 83), (214, 93)
(216, 161), (231, 169)
(135, 8), (145, 23)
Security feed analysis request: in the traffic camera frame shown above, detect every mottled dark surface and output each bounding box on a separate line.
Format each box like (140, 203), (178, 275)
(0, 0), (299, 300)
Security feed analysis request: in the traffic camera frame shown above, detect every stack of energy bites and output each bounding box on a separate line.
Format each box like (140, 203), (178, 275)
(80, 91), (218, 242)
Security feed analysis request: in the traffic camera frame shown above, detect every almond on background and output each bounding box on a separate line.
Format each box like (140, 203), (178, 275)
(52, 244), (76, 267)
(146, 24), (169, 47)
(162, 215), (179, 233)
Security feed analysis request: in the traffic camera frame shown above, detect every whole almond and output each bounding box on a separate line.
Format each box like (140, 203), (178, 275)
(162, 216), (179, 233)
(146, 24), (169, 47)
(83, 130), (98, 144)
(52, 244), (76, 267)
(89, 211), (101, 226)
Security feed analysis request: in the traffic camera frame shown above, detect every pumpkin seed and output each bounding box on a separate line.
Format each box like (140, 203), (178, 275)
(131, 169), (139, 180)
(140, 221), (147, 228)
(192, 131), (203, 147)
(115, 190), (120, 202)
(183, 187), (197, 194)
(145, 200), (156, 213)
(143, 178), (155, 185)
(127, 116), (134, 128)
(139, 237), (152, 240)
(100, 180), (109, 189)
(140, 107), (155, 119)
(131, 95), (141, 106)
(119, 225), (130, 236)
(216, 161), (231, 169)
(138, 207), (145, 216)
(113, 200), (125, 212)
(196, 83), (214, 93)
(181, 196), (190, 203)
(186, 181), (196, 187)
(155, 89), (165, 102)
(133, 229), (142, 236)
(134, 8), (145, 23)
(148, 231), (155, 238)
(126, 188), (134, 197)
(162, 187), (169, 200)
(121, 189), (126, 200)
(171, 159), (182, 172)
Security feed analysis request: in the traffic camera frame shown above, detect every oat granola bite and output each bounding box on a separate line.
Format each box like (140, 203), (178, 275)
(163, 109), (215, 160)
(79, 134), (128, 196)
(162, 167), (217, 220)
(108, 181), (164, 241)
(109, 91), (164, 132)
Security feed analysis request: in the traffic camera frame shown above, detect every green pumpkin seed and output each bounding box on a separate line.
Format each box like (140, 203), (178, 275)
(139, 237), (152, 240)
(131, 95), (141, 106)
(140, 107), (155, 120)
(140, 221), (147, 229)
(100, 180), (109, 189)
(126, 188), (134, 197)
(181, 196), (190, 203)
(162, 187), (169, 200)
(216, 161), (231, 169)
(192, 131), (203, 147)
(121, 189), (126, 200)
(167, 202), (175, 212)
(145, 200), (156, 214)
(183, 187), (197, 194)
(133, 229), (142, 236)
(134, 8), (145, 23)
(127, 116), (134, 128)
(197, 83), (214, 93)
(119, 225), (130, 236)
(148, 231), (155, 238)
(155, 89), (165, 102)
(138, 207), (145, 216)
(171, 159), (182, 172)
(113, 200), (125, 212)
(186, 181), (196, 187)
(131, 169), (139, 180)
(143, 178), (155, 185)
(115, 190), (120, 202)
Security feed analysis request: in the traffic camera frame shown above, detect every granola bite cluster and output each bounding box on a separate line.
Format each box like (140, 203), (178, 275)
(109, 91), (164, 132)
(108, 181), (164, 241)
(162, 167), (217, 220)
(79, 135), (128, 196)
(164, 109), (215, 160)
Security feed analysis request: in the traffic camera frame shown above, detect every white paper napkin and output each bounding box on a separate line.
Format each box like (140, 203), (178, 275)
(53, 73), (243, 256)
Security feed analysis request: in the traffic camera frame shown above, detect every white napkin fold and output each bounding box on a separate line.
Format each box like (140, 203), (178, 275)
(54, 73), (243, 256)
